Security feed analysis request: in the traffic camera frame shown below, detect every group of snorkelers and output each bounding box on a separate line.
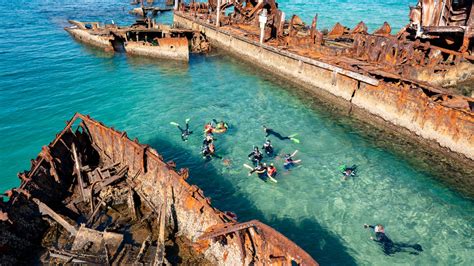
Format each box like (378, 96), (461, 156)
(172, 119), (423, 256)
(245, 126), (302, 182)
(171, 118), (228, 160)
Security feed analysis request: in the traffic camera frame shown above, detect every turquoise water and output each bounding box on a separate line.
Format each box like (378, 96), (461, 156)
(1, 0), (473, 265)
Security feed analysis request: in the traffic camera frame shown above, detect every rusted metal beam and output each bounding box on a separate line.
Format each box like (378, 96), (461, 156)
(71, 143), (87, 202)
(33, 198), (77, 235)
(153, 188), (167, 266)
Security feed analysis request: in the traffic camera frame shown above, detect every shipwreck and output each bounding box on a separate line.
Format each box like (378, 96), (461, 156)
(65, 18), (209, 61)
(172, 0), (474, 164)
(0, 113), (317, 265)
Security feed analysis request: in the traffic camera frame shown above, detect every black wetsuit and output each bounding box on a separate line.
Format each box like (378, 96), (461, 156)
(342, 165), (357, 178)
(262, 142), (274, 156)
(250, 164), (266, 177)
(248, 149), (263, 164)
(368, 225), (423, 256)
(264, 127), (291, 141)
(178, 122), (193, 141)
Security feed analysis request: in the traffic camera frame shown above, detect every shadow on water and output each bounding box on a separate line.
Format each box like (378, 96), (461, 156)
(147, 136), (357, 265)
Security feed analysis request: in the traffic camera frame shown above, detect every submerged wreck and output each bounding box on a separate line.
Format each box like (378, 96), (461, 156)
(0, 113), (317, 265)
(65, 18), (209, 61)
(173, 0), (474, 161)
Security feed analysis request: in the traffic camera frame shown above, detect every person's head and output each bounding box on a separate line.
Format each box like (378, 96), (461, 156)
(266, 139), (271, 143)
(262, 125), (267, 131)
(375, 224), (385, 233)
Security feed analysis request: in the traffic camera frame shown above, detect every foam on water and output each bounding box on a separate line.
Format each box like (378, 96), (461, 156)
(0, 1), (472, 265)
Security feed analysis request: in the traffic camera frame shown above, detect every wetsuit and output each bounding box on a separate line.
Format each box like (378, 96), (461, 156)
(262, 141), (274, 156)
(284, 155), (294, 169)
(342, 165), (357, 178)
(368, 225), (423, 256)
(178, 122), (193, 141)
(250, 164), (267, 179)
(263, 127), (291, 141)
(248, 149), (263, 165)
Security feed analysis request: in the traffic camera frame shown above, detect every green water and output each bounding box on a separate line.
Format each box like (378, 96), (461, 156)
(0, 0), (473, 265)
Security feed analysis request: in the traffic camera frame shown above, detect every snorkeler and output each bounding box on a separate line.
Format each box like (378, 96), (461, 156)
(248, 146), (264, 165)
(283, 150), (301, 170)
(212, 119), (229, 133)
(201, 142), (220, 159)
(170, 118), (193, 141)
(267, 163), (277, 180)
(364, 224), (423, 256)
(262, 125), (299, 143)
(340, 165), (357, 180)
(262, 139), (274, 156)
(204, 122), (214, 135)
(202, 134), (214, 146)
(248, 163), (267, 176)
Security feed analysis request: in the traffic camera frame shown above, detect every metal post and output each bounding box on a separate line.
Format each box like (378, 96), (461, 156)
(259, 9), (268, 44)
(216, 0), (221, 27)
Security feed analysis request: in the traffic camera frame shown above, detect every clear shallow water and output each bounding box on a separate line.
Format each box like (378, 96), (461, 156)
(0, 0), (473, 265)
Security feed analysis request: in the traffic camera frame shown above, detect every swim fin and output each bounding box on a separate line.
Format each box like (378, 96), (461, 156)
(185, 118), (190, 123)
(290, 137), (300, 143)
(170, 122), (180, 126)
(288, 133), (298, 138)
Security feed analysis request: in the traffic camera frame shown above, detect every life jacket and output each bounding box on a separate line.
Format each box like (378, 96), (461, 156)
(268, 166), (277, 176)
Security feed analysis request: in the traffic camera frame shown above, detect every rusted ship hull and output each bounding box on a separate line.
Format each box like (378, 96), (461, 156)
(0, 113), (317, 265)
(65, 21), (114, 51)
(65, 20), (195, 61)
(173, 10), (474, 162)
(125, 37), (189, 61)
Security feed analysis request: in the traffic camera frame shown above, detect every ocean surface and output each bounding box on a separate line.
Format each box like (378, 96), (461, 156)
(1, 0), (473, 265)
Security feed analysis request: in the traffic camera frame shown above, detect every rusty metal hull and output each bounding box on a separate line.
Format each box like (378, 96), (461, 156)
(0, 113), (317, 265)
(65, 27), (114, 51)
(173, 12), (474, 161)
(125, 37), (189, 61)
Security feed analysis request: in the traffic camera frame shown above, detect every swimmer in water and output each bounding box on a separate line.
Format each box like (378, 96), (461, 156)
(170, 119), (193, 141)
(283, 150), (301, 170)
(248, 146), (264, 165)
(267, 163), (277, 179)
(262, 125), (299, 143)
(341, 165), (357, 180)
(212, 119), (229, 133)
(262, 139), (274, 157)
(248, 162), (267, 177)
(364, 224), (423, 256)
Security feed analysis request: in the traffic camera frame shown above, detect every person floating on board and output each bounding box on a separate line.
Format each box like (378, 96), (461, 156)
(262, 139), (274, 156)
(284, 150), (301, 170)
(248, 146), (263, 165)
(212, 119), (229, 133)
(170, 118), (193, 141)
(248, 162), (267, 177)
(364, 224), (423, 256)
(340, 165), (357, 180)
(262, 125), (299, 143)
